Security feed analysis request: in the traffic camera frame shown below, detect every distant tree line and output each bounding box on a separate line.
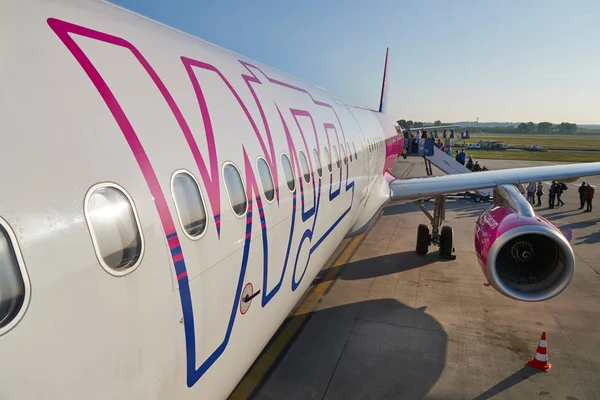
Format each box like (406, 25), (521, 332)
(516, 122), (578, 135)
(396, 119), (590, 135)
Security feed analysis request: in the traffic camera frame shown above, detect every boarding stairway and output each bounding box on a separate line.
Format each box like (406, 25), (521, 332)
(421, 145), (493, 199)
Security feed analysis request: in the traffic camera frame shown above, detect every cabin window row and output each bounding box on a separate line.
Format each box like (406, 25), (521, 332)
(0, 140), (363, 333)
(368, 137), (386, 152)
(83, 141), (360, 276)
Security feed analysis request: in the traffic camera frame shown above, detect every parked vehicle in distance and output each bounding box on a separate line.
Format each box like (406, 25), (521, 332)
(466, 140), (509, 150)
(528, 145), (547, 152)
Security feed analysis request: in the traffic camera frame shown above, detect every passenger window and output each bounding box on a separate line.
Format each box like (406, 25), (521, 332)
(353, 142), (358, 160)
(281, 153), (295, 192)
(298, 151), (311, 184)
(171, 171), (207, 238)
(324, 147), (332, 173)
(85, 184), (143, 275)
(333, 145), (340, 168)
(343, 146), (348, 165)
(0, 220), (28, 334)
(257, 158), (275, 202)
(347, 144), (353, 162)
(313, 148), (323, 177)
(223, 163), (248, 216)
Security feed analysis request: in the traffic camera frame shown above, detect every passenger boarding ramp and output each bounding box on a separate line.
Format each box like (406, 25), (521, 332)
(424, 146), (493, 198)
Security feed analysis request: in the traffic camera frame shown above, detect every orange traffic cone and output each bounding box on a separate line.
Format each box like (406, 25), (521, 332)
(528, 332), (551, 372)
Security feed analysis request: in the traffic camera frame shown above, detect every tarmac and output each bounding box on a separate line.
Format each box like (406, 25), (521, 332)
(230, 157), (600, 400)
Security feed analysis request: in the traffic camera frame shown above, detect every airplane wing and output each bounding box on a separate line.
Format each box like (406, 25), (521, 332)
(390, 162), (600, 201)
(409, 125), (459, 131)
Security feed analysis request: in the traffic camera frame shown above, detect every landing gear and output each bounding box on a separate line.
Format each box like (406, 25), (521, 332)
(416, 224), (429, 255)
(414, 195), (456, 259)
(439, 225), (454, 258)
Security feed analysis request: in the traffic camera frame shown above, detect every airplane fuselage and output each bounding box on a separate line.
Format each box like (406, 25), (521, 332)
(0, 1), (402, 398)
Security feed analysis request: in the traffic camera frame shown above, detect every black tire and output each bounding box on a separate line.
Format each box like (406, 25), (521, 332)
(474, 196), (482, 203)
(416, 224), (429, 255)
(439, 225), (454, 258)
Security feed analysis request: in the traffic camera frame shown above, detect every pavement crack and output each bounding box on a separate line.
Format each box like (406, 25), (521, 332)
(321, 315), (359, 400)
(581, 258), (600, 275)
(545, 303), (573, 344)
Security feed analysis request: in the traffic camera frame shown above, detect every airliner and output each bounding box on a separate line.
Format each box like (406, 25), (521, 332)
(2, 1), (599, 399)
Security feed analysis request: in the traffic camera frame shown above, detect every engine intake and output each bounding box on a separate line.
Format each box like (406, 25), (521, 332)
(475, 185), (575, 302)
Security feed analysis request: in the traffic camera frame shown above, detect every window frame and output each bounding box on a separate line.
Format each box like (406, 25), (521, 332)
(298, 150), (311, 184)
(170, 169), (209, 241)
(352, 142), (358, 160)
(255, 156), (276, 204)
(332, 145), (341, 169)
(84, 182), (145, 277)
(0, 217), (31, 336)
(222, 162), (249, 218)
(324, 146), (333, 173)
(313, 148), (323, 178)
(280, 152), (296, 193)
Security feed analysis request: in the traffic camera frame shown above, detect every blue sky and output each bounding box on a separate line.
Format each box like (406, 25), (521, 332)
(111, 0), (600, 124)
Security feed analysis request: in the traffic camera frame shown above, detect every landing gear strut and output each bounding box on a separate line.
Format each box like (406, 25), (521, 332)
(414, 195), (456, 259)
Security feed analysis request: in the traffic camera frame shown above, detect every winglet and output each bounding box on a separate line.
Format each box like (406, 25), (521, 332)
(378, 47), (390, 113)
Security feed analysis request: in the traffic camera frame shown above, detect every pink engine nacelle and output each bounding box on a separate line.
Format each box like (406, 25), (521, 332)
(474, 185), (575, 302)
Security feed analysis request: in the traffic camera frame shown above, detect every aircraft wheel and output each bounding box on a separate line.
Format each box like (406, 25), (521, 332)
(416, 224), (429, 255)
(439, 225), (454, 258)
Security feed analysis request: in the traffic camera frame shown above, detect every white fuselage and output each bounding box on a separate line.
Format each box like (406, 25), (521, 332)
(0, 1), (402, 398)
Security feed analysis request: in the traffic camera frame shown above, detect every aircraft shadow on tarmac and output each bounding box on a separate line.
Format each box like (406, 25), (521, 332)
(315, 251), (449, 283)
(250, 299), (448, 400)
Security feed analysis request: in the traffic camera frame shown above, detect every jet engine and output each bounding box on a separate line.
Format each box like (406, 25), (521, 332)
(474, 185), (575, 302)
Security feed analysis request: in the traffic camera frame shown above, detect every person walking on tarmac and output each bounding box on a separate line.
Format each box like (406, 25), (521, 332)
(527, 182), (536, 204)
(578, 182), (587, 209)
(536, 181), (544, 207)
(556, 182), (566, 207)
(585, 183), (595, 212)
(548, 180), (557, 209)
(472, 161), (482, 172)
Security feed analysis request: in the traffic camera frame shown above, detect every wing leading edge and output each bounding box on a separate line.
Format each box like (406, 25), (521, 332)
(390, 162), (600, 201)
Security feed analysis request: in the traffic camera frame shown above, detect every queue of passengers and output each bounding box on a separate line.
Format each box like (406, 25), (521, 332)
(434, 138), (453, 157)
(453, 147), (487, 172)
(521, 180), (594, 211)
